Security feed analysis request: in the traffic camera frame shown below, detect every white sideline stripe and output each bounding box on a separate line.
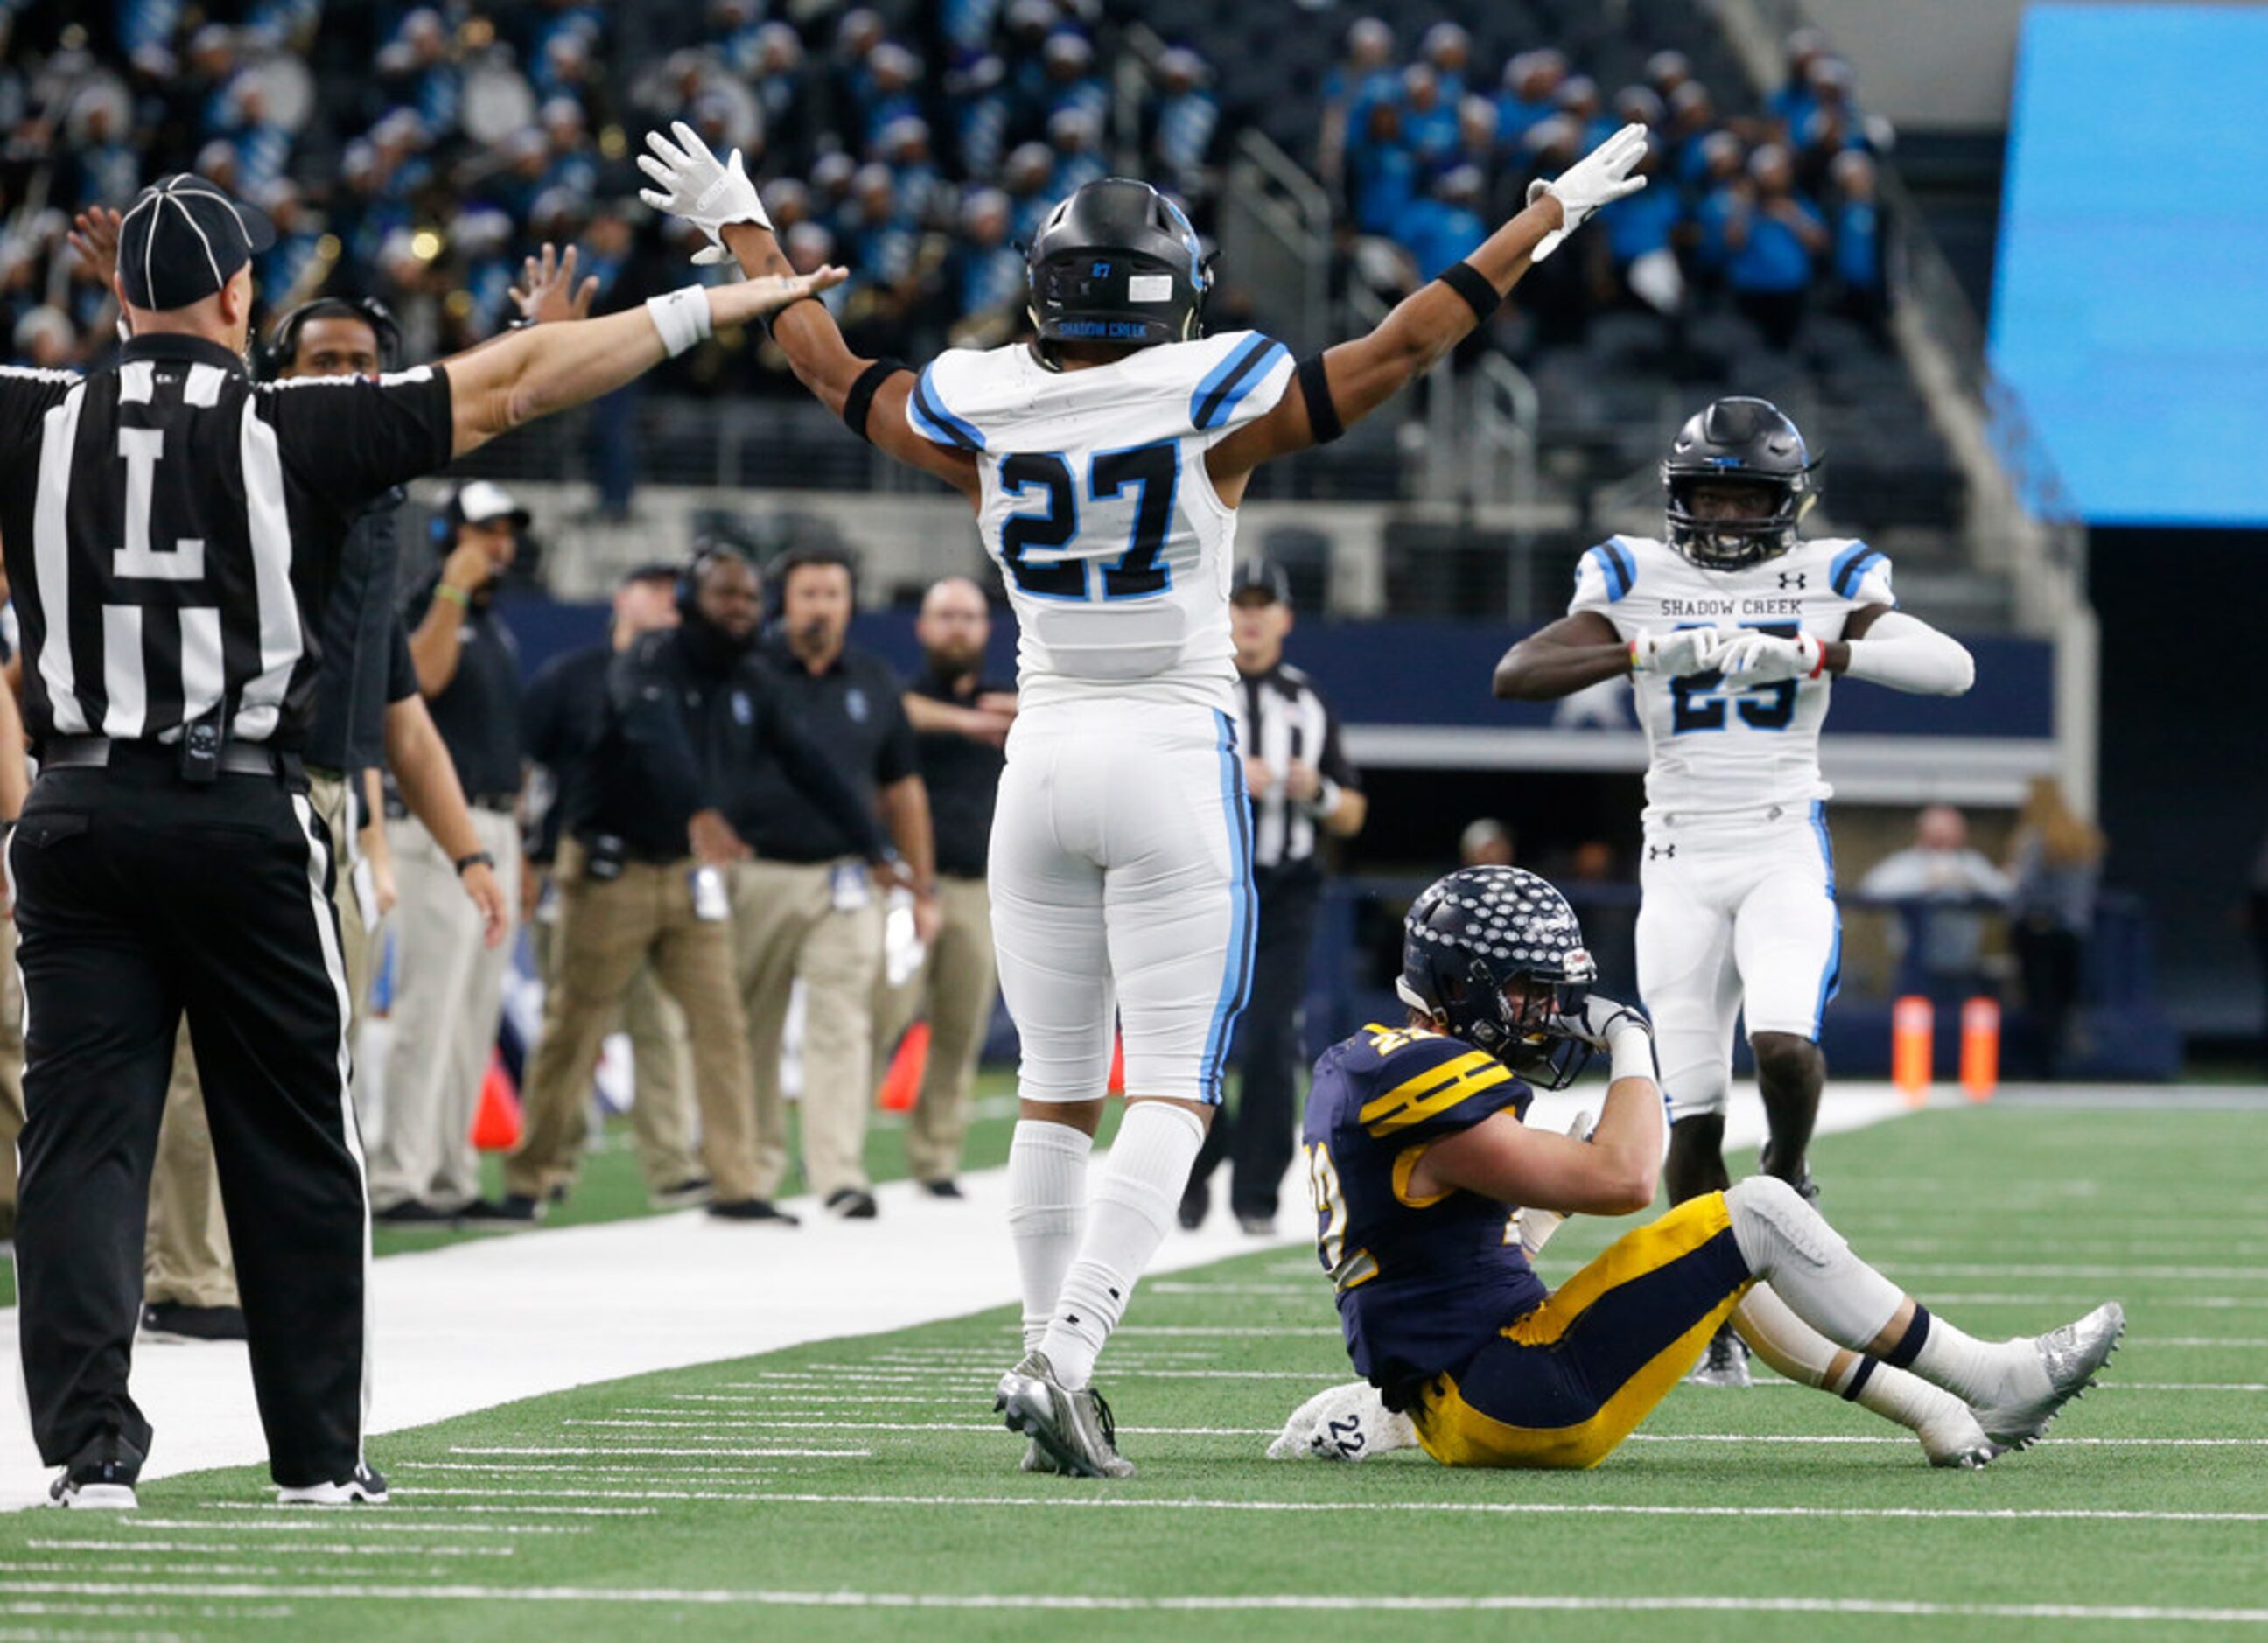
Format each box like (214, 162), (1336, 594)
(8, 1582), (2268, 1623)
(450, 1445), (872, 1458)
(28, 1538), (516, 1557)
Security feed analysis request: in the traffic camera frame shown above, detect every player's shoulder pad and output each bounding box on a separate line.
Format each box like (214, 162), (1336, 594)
(1132, 329), (1292, 433)
(905, 346), (1011, 453)
(1344, 1024), (1520, 1141)
(1816, 536), (1894, 602)
(1575, 535), (1660, 604)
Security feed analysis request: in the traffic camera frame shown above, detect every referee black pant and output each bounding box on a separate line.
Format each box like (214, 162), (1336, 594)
(10, 751), (368, 1488)
(1191, 869), (1322, 1220)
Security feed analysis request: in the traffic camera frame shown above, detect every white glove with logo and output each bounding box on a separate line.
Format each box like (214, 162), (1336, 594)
(1630, 626), (1726, 676)
(1267, 1380), (1419, 1462)
(1716, 630), (1824, 685)
(1558, 995), (1653, 1051)
(638, 121), (771, 266)
(1523, 122), (1650, 262)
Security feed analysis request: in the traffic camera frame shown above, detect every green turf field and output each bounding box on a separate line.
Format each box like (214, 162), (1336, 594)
(4, 1102), (2265, 1640)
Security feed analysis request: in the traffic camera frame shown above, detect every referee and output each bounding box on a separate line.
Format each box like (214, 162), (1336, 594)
(1182, 559), (1367, 1234)
(0, 172), (838, 1508)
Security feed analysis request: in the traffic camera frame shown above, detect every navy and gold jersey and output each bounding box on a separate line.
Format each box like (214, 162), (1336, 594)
(1301, 1024), (1547, 1394)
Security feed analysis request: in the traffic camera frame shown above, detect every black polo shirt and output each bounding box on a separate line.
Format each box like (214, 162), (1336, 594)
(576, 626), (884, 863)
(910, 665), (1010, 880)
(728, 639), (916, 863)
(405, 574), (522, 802)
(522, 640), (612, 866)
(304, 500), (416, 775)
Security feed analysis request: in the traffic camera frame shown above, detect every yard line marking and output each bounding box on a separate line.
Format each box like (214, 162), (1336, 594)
(2104, 1382), (2268, 1392)
(394, 1463), (819, 1477)
(2157, 1338), (2268, 1348)
(26, 1538), (517, 1558)
(1624, 1434), (2268, 1448)
(113, 1518), (586, 1535)
(208, 1501), (657, 1519)
(9, 1582), (2268, 1623)
(1115, 1327), (1343, 1338)
(790, 1366), (1341, 1381)
(650, 1395), (966, 1408)
(448, 1445), (873, 1458)
(1894, 1262), (2268, 1281)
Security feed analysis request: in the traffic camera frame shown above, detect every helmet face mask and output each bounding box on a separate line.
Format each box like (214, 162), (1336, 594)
(1025, 178), (1209, 351)
(1662, 396), (1818, 570)
(1396, 866), (1600, 1091)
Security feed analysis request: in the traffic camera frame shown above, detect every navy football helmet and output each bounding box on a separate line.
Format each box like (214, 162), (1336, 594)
(1396, 866), (1600, 1089)
(1662, 396), (1819, 570)
(1026, 177), (1209, 347)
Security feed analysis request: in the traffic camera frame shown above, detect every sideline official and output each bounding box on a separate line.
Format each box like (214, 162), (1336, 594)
(0, 171), (838, 1506)
(1182, 560), (1366, 1234)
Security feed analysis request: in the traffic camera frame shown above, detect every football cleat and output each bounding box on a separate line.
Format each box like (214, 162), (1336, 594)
(1018, 1437), (1060, 1474)
(1688, 1320), (1753, 1387)
(994, 1350), (1134, 1479)
(1267, 1380), (1419, 1462)
(1970, 1302), (2124, 1451)
(46, 1433), (142, 1510)
(276, 1462), (389, 1506)
(1756, 1143), (1819, 1204)
(1917, 1405), (2006, 1471)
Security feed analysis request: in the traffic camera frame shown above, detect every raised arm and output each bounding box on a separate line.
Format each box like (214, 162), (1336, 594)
(634, 122), (979, 499)
(438, 267), (842, 459)
(1207, 126), (1649, 488)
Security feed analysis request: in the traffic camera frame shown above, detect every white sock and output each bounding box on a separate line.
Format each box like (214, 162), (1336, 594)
(1733, 1283), (1968, 1436)
(1007, 1119), (1093, 1354)
(1906, 1309), (2047, 1409)
(1040, 1101), (1206, 1391)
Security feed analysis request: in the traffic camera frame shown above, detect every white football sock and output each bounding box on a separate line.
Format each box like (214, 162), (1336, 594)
(1906, 1311), (2050, 1409)
(1735, 1284), (1973, 1438)
(1040, 1101), (1206, 1391)
(1006, 1119), (1093, 1354)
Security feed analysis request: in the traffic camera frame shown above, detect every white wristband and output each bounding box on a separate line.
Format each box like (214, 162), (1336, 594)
(1305, 778), (1343, 821)
(1607, 1023), (1656, 1085)
(645, 285), (715, 358)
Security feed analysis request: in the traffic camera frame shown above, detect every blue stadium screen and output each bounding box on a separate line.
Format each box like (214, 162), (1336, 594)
(1991, 4), (2268, 526)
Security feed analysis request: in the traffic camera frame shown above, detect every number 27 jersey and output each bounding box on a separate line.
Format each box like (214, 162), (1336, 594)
(906, 332), (1293, 715)
(1570, 533), (1897, 820)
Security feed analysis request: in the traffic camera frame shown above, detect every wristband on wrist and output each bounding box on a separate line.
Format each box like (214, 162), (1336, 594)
(435, 582), (471, 608)
(1628, 636), (1643, 672)
(1607, 1024), (1656, 1085)
(1806, 635), (1829, 680)
(454, 849), (496, 877)
(1306, 778), (1343, 820)
(645, 285), (715, 357)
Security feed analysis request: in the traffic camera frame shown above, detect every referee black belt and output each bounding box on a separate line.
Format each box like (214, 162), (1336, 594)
(43, 735), (298, 780)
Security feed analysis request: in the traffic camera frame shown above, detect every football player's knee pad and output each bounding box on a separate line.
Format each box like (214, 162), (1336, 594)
(1726, 1175), (1844, 1272)
(1725, 1176), (1901, 1347)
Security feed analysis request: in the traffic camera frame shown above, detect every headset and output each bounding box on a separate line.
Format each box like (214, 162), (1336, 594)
(259, 295), (403, 382)
(678, 535), (753, 620)
(762, 543), (858, 621)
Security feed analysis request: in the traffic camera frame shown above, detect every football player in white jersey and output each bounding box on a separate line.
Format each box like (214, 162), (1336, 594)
(1494, 398), (1990, 1456)
(636, 118), (1649, 1476)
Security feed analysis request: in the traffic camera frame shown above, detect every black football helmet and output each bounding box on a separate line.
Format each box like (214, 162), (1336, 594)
(1026, 177), (1209, 348)
(1662, 396), (1820, 570)
(1396, 866), (1600, 1089)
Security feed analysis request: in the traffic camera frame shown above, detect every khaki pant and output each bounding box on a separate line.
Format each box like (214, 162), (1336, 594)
(0, 915), (24, 1239)
(871, 874), (998, 1185)
(528, 905), (700, 1192)
(733, 857), (885, 1201)
(144, 771), (358, 1307)
(508, 841), (757, 1202)
(367, 808), (520, 1212)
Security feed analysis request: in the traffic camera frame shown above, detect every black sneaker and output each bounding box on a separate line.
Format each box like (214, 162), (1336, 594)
(708, 1198), (802, 1226)
(1235, 1213), (1278, 1237)
(824, 1188), (879, 1220)
(1177, 1180), (1210, 1232)
(372, 1200), (452, 1225)
(277, 1461), (388, 1506)
(651, 1178), (714, 1210)
(459, 1196), (542, 1224)
(46, 1433), (144, 1510)
(919, 1178), (965, 1200)
(140, 1302), (248, 1343)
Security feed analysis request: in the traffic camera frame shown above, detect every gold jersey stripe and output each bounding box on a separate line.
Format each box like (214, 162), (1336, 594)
(1359, 1052), (1511, 1136)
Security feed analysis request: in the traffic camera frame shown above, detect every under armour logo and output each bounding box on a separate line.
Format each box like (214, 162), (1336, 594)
(1779, 571), (1806, 590)
(1648, 844), (1676, 861)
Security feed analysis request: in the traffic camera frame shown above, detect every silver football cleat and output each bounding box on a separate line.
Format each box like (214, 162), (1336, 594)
(995, 1349), (1135, 1479)
(1018, 1437), (1060, 1474)
(1687, 1321), (1753, 1388)
(1919, 1407), (2006, 1470)
(1971, 1301), (2125, 1451)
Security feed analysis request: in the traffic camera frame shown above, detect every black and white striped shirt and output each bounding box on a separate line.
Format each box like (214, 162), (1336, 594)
(1234, 660), (1361, 875)
(0, 334), (452, 750)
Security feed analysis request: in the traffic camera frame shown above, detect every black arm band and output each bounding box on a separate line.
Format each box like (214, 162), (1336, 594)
(1437, 261), (1502, 327)
(758, 293), (824, 340)
(1295, 353), (1345, 446)
(841, 358), (911, 444)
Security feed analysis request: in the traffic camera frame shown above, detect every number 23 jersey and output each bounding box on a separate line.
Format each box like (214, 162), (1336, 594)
(1570, 533), (1896, 821)
(906, 332), (1293, 715)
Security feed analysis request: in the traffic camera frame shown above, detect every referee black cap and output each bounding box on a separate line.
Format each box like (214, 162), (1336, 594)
(1231, 556), (1292, 607)
(116, 174), (276, 311)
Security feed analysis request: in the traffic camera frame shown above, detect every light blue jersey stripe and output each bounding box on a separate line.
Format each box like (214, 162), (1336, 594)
(1200, 710), (1257, 1100)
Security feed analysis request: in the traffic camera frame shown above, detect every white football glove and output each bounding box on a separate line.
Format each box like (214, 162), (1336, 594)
(1513, 1110), (1593, 1256)
(1558, 994), (1652, 1051)
(1267, 1380), (1418, 1462)
(1629, 626), (1726, 676)
(638, 121), (772, 267)
(1523, 122), (1649, 262)
(1716, 630), (1824, 685)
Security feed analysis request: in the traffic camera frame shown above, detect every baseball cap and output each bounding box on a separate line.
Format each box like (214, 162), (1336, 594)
(620, 560), (681, 585)
(1231, 557), (1292, 606)
(452, 480), (531, 529)
(116, 174), (276, 311)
